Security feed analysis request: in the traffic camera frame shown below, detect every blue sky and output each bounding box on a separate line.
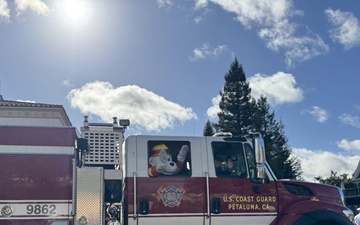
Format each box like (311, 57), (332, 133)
(1, 0), (360, 181)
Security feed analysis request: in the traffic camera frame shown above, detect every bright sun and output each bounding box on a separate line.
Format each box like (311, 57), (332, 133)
(59, 0), (91, 26)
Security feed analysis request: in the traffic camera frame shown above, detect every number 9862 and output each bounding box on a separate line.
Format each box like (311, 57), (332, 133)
(26, 204), (56, 215)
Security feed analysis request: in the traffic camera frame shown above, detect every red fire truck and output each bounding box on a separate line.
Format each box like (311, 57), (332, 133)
(0, 124), (355, 225)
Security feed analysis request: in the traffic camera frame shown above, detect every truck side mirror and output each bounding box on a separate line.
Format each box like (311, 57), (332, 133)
(76, 138), (89, 153)
(75, 138), (89, 168)
(253, 134), (266, 180)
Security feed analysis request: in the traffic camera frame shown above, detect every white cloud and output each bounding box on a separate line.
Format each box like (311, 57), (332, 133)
(67, 81), (197, 132)
(308, 106), (329, 123)
(207, 71), (303, 118)
(15, 0), (51, 16)
(292, 148), (359, 182)
(355, 104), (360, 111)
(204, 0), (329, 67)
(338, 139), (360, 151)
(194, 0), (208, 10)
(0, 0), (10, 21)
(280, 33), (328, 68)
(325, 8), (360, 50)
(62, 79), (74, 87)
(0, 0), (51, 21)
(194, 16), (203, 24)
(210, 0), (292, 28)
(156, 0), (174, 8)
(207, 95), (221, 118)
(189, 43), (228, 61)
(339, 113), (360, 128)
(16, 99), (36, 103)
(248, 72), (304, 105)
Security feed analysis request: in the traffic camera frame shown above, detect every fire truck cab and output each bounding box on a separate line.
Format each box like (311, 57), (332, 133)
(119, 134), (354, 225)
(122, 134), (276, 225)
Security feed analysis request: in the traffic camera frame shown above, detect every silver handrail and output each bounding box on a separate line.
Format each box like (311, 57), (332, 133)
(205, 171), (210, 218)
(72, 159), (76, 217)
(133, 172), (137, 220)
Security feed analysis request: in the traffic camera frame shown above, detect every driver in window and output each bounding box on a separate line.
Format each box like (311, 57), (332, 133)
(215, 154), (245, 177)
(214, 154), (234, 176)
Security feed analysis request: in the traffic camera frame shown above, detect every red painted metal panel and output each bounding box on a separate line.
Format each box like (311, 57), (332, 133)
(276, 180), (343, 214)
(209, 178), (278, 214)
(126, 177), (206, 214)
(0, 126), (77, 146)
(126, 177), (279, 215)
(0, 155), (73, 200)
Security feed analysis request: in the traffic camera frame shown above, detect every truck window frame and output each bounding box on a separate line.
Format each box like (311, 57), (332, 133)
(211, 141), (247, 178)
(147, 140), (192, 178)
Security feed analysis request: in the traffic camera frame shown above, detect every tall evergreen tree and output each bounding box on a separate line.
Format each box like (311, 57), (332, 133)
(203, 119), (215, 136)
(213, 58), (254, 135)
(210, 58), (302, 179)
(270, 121), (302, 179)
(253, 96), (302, 179)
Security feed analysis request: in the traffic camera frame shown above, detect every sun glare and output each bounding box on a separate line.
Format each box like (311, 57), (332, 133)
(59, 0), (91, 26)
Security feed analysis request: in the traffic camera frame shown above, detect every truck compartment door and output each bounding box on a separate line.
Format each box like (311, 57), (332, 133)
(75, 167), (104, 225)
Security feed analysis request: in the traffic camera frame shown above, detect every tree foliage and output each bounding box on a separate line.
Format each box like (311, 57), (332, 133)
(314, 170), (355, 188)
(213, 57), (254, 135)
(211, 58), (302, 179)
(203, 119), (215, 136)
(314, 171), (358, 210)
(252, 96), (302, 179)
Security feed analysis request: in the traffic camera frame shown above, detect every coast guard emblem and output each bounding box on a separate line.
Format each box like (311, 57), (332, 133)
(157, 185), (186, 207)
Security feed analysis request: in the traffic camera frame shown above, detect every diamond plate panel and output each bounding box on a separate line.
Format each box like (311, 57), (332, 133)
(75, 167), (104, 225)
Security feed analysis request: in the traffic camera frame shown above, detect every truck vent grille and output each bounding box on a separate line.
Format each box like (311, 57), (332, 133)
(81, 129), (123, 166)
(283, 183), (314, 196)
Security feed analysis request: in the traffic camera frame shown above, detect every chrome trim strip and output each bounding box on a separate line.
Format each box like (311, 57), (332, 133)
(0, 200), (72, 203)
(0, 216), (71, 220)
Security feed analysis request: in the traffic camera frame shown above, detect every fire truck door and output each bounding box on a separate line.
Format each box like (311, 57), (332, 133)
(206, 140), (278, 225)
(129, 136), (207, 225)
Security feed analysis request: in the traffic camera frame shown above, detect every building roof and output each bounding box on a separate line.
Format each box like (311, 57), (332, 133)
(0, 95), (72, 126)
(353, 160), (360, 180)
(0, 95), (61, 108)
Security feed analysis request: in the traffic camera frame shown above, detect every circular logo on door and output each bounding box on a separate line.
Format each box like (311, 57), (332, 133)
(157, 185), (186, 207)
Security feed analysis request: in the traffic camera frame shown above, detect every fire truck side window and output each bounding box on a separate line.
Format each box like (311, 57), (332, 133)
(212, 142), (246, 178)
(147, 140), (191, 177)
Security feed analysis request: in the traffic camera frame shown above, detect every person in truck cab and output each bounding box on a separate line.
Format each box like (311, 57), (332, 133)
(214, 153), (246, 177)
(214, 154), (233, 176)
